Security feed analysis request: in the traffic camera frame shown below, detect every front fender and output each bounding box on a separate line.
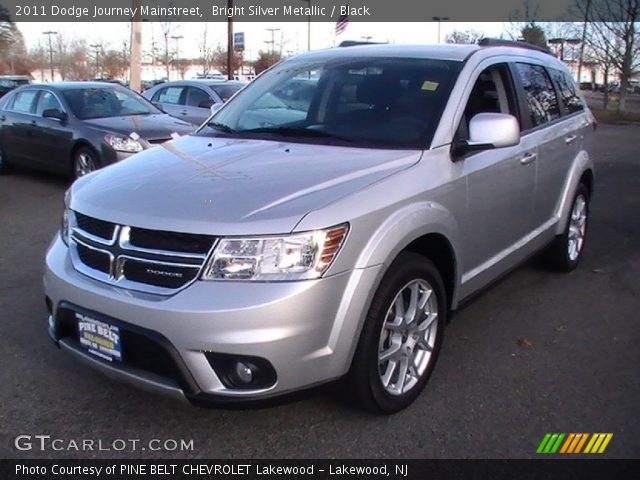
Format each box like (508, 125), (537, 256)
(354, 201), (462, 306)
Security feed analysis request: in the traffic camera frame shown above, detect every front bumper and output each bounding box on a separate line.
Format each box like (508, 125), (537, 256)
(44, 236), (382, 404)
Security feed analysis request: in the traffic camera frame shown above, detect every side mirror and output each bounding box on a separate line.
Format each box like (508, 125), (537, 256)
(210, 102), (223, 114)
(454, 113), (520, 156)
(42, 109), (67, 121)
(152, 101), (166, 113)
(198, 99), (214, 109)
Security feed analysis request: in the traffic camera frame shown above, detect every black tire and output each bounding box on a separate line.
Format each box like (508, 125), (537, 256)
(349, 252), (446, 414)
(72, 146), (100, 180)
(544, 183), (590, 272)
(0, 143), (11, 175)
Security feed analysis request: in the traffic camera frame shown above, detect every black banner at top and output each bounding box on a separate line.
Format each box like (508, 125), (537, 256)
(0, 0), (631, 22)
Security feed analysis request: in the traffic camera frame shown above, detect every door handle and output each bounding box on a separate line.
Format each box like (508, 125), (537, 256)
(0, 115), (5, 122)
(565, 134), (577, 145)
(520, 152), (537, 165)
(180, 110), (188, 115)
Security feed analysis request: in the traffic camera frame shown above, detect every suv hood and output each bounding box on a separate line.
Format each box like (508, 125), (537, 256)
(84, 114), (194, 142)
(71, 135), (421, 235)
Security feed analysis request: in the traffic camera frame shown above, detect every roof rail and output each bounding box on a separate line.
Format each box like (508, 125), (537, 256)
(478, 38), (553, 56)
(338, 40), (384, 47)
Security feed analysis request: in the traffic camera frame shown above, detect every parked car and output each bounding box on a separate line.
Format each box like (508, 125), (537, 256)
(142, 79), (246, 125)
(0, 82), (195, 178)
(0, 75), (31, 98)
(45, 42), (595, 413)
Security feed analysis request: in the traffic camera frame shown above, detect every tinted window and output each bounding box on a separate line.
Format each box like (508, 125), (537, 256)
(10, 90), (38, 114)
(458, 64), (519, 139)
(549, 69), (584, 114)
(210, 84), (243, 101)
(515, 63), (561, 128)
(154, 86), (185, 105)
(36, 91), (63, 116)
(208, 58), (461, 149)
(185, 87), (211, 107)
(62, 87), (160, 119)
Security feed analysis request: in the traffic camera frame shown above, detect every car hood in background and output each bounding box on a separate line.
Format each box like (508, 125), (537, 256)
(83, 114), (195, 141)
(70, 136), (422, 235)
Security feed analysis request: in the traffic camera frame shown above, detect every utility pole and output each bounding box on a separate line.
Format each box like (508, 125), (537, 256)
(90, 43), (103, 78)
(129, 0), (143, 92)
(577, 0), (592, 85)
(266, 28), (281, 55)
(300, 0), (311, 50)
(227, 0), (234, 79)
(42, 31), (58, 82)
(432, 16), (449, 44)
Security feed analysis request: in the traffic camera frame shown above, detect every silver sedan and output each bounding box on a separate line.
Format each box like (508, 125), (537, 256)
(142, 79), (246, 125)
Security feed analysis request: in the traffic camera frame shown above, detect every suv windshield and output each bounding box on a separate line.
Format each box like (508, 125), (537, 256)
(202, 56), (461, 149)
(62, 87), (160, 120)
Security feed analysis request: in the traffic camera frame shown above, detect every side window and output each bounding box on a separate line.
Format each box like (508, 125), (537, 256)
(457, 64), (518, 140)
(515, 63), (561, 128)
(549, 68), (585, 114)
(185, 87), (212, 108)
(10, 90), (38, 114)
(154, 86), (185, 105)
(36, 91), (63, 116)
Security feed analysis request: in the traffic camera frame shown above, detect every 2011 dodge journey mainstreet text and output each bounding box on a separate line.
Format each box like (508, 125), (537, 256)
(44, 40), (595, 413)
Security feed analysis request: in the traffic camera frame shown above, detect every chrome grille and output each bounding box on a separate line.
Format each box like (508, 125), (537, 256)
(69, 211), (217, 295)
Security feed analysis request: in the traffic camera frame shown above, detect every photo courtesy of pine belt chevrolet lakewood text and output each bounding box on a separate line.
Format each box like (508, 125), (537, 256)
(42, 40), (595, 413)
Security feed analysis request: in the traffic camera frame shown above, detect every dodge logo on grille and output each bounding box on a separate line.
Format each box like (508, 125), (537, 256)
(145, 268), (184, 278)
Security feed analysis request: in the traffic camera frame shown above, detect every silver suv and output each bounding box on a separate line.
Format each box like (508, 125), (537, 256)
(44, 41), (594, 413)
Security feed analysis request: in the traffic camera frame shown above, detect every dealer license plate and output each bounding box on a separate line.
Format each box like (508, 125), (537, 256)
(76, 312), (122, 362)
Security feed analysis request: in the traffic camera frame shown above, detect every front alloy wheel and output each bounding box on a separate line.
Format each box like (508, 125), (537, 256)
(378, 279), (439, 396)
(73, 148), (98, 179)
(350, 252), (446, 413)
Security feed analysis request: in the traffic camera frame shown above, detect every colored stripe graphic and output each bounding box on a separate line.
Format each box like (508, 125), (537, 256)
(538, 433), (613, 454)
(536, 433), (552, 453)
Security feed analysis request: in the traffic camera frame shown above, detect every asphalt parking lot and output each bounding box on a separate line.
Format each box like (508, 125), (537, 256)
(0, 124), (638, 459)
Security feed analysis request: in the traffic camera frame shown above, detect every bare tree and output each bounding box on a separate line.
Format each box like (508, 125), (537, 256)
(210, 45), (243, 75)
(55, 35), (91, 80)
(577, 0), (640, 111)
(445, 29), (485, 45)
(200, 24), (217, 76)
(253, 50), (282, 74)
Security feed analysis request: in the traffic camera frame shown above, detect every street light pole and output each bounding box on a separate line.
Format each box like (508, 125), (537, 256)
(432, 16), (449, 44)
(42, 31), (58, 81)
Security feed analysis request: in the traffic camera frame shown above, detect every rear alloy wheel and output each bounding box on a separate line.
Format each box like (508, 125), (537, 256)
(544, 183), (590, 272)
(350, 252), (446, 414)
(73, 147), (98, 179)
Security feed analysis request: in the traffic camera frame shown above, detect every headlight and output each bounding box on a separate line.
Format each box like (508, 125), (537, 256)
(201, 224), (349, 281)
(60, 189), (72, 246)
(104, 134), (143, 153)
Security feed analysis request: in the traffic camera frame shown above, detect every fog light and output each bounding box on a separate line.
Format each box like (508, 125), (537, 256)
(204, 352), (277, 390)
(235, 362), (253, 384)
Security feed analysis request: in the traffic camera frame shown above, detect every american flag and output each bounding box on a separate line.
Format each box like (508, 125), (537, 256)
(335, 8), (349, 35)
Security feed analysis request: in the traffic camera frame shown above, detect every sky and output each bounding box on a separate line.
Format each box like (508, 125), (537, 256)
(16, 21), (509, 61)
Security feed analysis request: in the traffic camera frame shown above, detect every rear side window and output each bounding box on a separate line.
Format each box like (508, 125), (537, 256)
(154, 86), (185, 105)
(515, 63), (561, 128)
(549, 68), (585, 114)
(36, 91), (63, 116)
(185, 87), (211, 108)
(9, 90), (38, 114)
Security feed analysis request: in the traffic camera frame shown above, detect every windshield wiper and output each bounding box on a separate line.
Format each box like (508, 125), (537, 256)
(239, 126), (352, 142)
(207, 122), (236, 133)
